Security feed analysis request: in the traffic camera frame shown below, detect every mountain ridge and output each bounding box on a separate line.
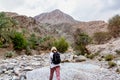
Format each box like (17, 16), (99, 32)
(34, 9), (78, 24)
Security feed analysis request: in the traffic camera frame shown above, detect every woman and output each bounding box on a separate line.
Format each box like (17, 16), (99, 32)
(49, 47), (60, 80)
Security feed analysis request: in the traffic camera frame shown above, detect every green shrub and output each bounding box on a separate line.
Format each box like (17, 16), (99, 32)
(86, 54), (95, 59)
(0, 41), (3, 48)
(53, 37), (69, 53)
(74, 51), (81, 56)
(105, 54), (114, 61)
(116, 68), (120, 73)
(11, 32), (27, 50)
(108, 61), (117, 68)
(0, 12), (18, 44)
(27, 34), (37, 49)
(115, 50), (120, 55)
(5, 51), (15, 58)
(25, 46), (32, 55)
(94, 51), (100, 56)
(108, 14), (120, 38)
(73, 28), (92, 55)
(93, 32), (111, 44)
(39, 36), (55, 50)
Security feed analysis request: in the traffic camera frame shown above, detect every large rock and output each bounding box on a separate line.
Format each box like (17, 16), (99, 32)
(26, 63), (120, 80)
(74, 55), (87, 62)
(60, 53), (72, 62)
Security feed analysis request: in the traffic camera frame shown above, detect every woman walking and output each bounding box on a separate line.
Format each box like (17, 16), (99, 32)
(49, 47), (61, 80)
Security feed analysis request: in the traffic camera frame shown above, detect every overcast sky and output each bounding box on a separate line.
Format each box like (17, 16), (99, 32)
(0, 0), (120, 21)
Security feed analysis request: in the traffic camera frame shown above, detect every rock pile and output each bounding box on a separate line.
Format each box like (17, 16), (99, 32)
(0, 53), (75, 80)
(0, 54), (49, 80)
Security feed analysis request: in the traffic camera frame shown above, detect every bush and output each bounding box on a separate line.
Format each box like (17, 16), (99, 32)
(53, 37), (69, 53)
(115, 50), (120, 55)
(74, 51), (81, 56)
(105, 54), (114, 61)
(39, 36), (55, 50)
(25, 46), (32, 55)
(0, 12), (17, 44)
(5, 51), (15, 58)
(73, 28), (92, 55)
(11, 32), (27, 50)
(0, 41), (3, 48)
(116, 68), (120, 73)
(86, 54), (95, 59)
(27, 34), (37, 49)
(93, 32), (111, 44)
(108, 61), (117, 68)
(108, 14), (120, 38)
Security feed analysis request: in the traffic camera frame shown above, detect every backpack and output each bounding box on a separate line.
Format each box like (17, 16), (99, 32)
(52, 52), (61, 64)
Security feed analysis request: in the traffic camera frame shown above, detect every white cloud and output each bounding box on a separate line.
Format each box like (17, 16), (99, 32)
(0, 0), (120, 21)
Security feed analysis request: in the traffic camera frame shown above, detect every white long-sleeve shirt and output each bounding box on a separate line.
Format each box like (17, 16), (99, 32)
(49, 52), (60, 68)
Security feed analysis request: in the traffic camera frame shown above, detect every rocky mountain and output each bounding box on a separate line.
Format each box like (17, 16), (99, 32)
(34, 9), (78, 24)
(34, 9), (108, 37)
(3, 9), (108, 42)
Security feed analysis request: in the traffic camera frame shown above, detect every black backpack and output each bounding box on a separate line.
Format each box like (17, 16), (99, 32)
(52, 52), (61, 64)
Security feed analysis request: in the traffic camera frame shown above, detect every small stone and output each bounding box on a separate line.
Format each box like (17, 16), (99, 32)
(14, 67), (21, 76)
(23, 66), (33, 71)
(6, 65), (14, 70)
(31, 62), (41, 66)
(0, 69), (3, 74)
(12, 75), (19, 80)
(19, 75), (26, 80)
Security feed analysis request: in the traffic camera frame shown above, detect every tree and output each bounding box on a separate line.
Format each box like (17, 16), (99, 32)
(108, 14), (120, 38)
(73, 28), (91, 55)
(0, 12), (17, 44)
(53, 37), (69, 53)
(11, 31), (27, 50)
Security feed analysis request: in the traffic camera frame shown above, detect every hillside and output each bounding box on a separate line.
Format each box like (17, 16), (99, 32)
(75, 21), (108, 36)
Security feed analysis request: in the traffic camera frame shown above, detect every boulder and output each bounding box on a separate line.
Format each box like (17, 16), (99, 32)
(74, 55), (87, 62)
(60, 53), (73, 62)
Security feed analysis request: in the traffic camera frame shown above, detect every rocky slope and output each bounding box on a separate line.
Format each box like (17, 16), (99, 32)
(87, 38), (120, 55)
(75, 21), (108, 36)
